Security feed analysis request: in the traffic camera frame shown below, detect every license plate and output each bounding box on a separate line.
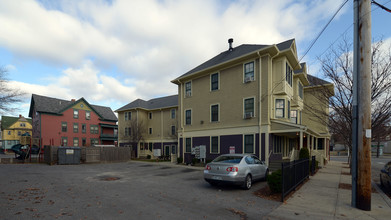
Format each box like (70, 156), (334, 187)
(212, 176), (222, 180)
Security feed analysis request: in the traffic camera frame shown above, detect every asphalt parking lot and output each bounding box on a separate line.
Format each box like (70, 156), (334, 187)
(0, 161), (280, 220)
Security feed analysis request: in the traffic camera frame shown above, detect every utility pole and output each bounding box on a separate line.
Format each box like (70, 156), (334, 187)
(352, 0), (372, 211)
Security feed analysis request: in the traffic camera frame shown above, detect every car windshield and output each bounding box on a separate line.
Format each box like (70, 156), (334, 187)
(213, 155), (243, 163)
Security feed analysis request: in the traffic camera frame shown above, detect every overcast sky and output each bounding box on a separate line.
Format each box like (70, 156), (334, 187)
(1, 0), (390, 117)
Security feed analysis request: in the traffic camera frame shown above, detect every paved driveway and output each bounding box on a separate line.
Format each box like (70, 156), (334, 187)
(0, 161), (280, 220)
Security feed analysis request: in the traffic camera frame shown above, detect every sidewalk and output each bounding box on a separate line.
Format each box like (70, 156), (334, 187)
(264, 161), (391, 220)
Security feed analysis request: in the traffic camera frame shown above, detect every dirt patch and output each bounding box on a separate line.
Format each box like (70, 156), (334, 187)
(227, 208), (247, 220)
(100, 176), (120, 181)
(339, 183), (377, 193)
(339, 183), (352, 190)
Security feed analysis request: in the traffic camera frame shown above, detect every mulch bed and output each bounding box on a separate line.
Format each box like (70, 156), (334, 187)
(254, 178), (309, 202)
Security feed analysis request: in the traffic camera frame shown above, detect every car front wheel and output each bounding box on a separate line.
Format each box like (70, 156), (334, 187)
(243, 175), (252, 190)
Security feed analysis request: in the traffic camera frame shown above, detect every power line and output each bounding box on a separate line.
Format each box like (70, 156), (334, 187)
(296, 0), (349, 67)
(372, 0), (391, 13)
(308, 0), (391, 68)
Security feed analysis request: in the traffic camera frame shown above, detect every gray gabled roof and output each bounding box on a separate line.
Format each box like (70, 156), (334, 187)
(28, 94), (117, 122)
(116, 95), (178, 112)
(306, 75), (332, 87)
(294, 62), (306, 74)
(174, 39), (295, 80)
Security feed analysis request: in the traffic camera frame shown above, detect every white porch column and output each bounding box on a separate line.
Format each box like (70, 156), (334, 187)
(299, 131), (303, 149)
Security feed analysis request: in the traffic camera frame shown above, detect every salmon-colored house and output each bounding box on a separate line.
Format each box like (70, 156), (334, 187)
(28, 94), (118, 147)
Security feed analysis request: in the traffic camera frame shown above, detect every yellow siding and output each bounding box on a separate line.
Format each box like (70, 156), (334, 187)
(302, 88), (330, 135)
(182, 60), (260, 132)
(2, 120), (32, 141)
(71, 101), (93, 111)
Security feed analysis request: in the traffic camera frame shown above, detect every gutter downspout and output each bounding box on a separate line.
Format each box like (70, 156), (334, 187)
(136, 109), (139, 158)
(160, 108), (163, 156)
(258, 48), (279, 166)
(178, 79), (185, 162)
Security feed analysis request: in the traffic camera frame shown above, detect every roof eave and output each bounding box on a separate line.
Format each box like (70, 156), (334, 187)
(171, 45), (278, 84)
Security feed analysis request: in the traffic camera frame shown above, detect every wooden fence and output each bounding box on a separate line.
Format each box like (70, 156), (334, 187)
(45, 146), (131, 165)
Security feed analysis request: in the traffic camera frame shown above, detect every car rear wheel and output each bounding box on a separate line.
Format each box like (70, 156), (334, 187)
(243, 175), (252, 190)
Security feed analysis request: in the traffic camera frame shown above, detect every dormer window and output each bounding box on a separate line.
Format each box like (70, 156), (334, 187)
(244, 61), (255, 83)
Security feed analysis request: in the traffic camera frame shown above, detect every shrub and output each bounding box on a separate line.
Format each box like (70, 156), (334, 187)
(177, 157), (183, 164)
(146, 155), (151, 159)
(309, 159), (319, 171)
(267, 169), (282, 193)
(192, 158), (198, 165)
(299, 147), (310, 159)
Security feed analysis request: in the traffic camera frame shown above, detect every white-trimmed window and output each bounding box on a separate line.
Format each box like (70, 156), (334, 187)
(244, 61), (255, 82)
(185, 109), (192, 125)
(82, 124), (86, 133)
(298, 82), (304, 99)
(86, 111), (91, 120)
(149, 112), (152, 119)
(211, 104), (219, 122)
(211, 73), (219, 91)
(210, 136), (219, 153)
(286, 62), (292, 86)
(171, 109), (176, 119)
(149, 128), (152, 134)
(287, 100), (291, 119)
(73, 123), (79, 133)
(185, 137), (192, 153)
(125, 112), (131, 121)
(244, 134), (254, 154)
(185, 81), (192, 97)
(73, 109), (79, 119)
(61, 137), (67, 146)
(73, 137), (79, 147)
(125, 127), (131, 136)
(61, 122), (67, 132)
(290, 110), (297, 124)
(244, 97), (255, 119)
(275, 99), (285, 118)
(171, 125), (176, 136)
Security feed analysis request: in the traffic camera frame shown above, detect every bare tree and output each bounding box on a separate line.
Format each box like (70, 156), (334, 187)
(305, 37), (391, 162)
(122, 118), (146, 158)
(0, 66), (25, 114)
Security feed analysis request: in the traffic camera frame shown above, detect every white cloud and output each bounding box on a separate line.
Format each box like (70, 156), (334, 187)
(0, 0), (347, 112)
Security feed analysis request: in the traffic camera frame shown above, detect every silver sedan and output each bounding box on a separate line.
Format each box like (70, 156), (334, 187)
(204, 154), (268, 190)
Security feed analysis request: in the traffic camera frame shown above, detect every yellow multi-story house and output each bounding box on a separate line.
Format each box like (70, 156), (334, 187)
(116, 95), (178, 159)
(171, 38), (334, 167)
(1, 115), (32, 151)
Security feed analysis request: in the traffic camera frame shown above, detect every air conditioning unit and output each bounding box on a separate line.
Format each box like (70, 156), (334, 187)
(244, 76), (254, 83)
(244, 112), (254, 119)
